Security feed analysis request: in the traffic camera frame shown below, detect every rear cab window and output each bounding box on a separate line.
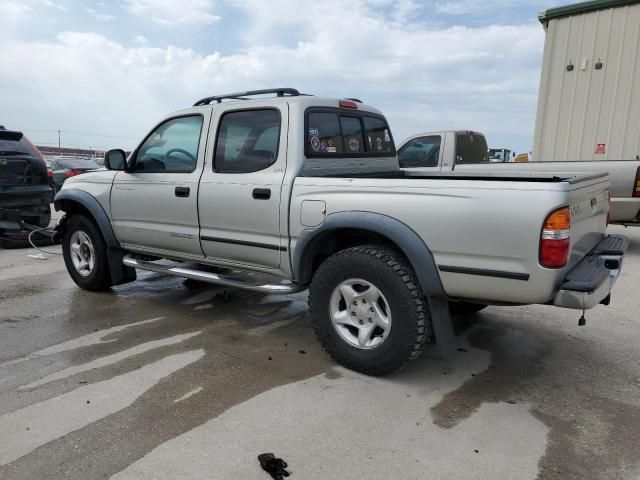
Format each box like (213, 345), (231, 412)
(455, 132), (489, 165)
(305, 109), (395, 157)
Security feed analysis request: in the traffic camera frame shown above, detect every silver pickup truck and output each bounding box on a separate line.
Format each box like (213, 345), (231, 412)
(399, 130), (640, 225)
(54, 89), (627, 375)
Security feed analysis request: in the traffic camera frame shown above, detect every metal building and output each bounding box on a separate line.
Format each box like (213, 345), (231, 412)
(533, 0), (640, 161)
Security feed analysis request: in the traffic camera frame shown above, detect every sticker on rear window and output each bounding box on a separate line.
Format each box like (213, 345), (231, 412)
(310, 136), (320, 151)
(376, 137), (382, 151)
(384, 129), (390, 142)
(348, 138), (360, 151)
(308, 128), (319, 137)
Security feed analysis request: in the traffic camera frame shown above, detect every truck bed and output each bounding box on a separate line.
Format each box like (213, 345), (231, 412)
(291, 170), (610, 305)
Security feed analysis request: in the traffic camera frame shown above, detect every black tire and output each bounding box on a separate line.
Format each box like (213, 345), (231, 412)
(448, 301), (487, 315)
(38, 207), (52, 228)
(309, 245), (433, 376)
(62, 214), (113, 291)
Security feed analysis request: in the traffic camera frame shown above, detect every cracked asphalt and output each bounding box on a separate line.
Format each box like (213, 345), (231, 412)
(0, 225), (639, 479)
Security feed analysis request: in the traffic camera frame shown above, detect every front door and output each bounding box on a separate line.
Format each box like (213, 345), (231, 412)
(110, 112), (209, 258)
(198, 105), (288, 269)
(398, 135), (443, 171)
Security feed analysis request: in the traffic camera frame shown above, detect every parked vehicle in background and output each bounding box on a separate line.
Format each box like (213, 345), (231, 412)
(489, 147), (515, 162)
(0, 126), (54, 246)
(399, 130), (640, 225)
(48, 157), (102, 192)
(53, 89), (626, 375)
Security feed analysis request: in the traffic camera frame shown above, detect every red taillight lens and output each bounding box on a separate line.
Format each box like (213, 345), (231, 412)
(339, 99), (358, 109)
(540, 207), (570, 268)
(47, 168), (53, 178)
(64, 169), (81, 178)
(633, 167), (640, 197)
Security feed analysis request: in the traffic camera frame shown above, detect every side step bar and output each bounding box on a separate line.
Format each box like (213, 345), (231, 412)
(122, 254), (305, 294)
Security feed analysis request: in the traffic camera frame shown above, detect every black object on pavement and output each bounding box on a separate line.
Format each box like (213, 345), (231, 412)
(258, 453), (290, 479)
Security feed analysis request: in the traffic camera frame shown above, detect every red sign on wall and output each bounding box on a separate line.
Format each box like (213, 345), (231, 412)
(595, 143), (606, 154)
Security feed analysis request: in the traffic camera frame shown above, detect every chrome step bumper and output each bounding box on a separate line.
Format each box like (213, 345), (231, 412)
(553, 234), (628, 310)
(122, 255), (305, 294)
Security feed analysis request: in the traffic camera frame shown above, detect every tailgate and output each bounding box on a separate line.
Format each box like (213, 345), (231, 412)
(566, 174), (609, 269)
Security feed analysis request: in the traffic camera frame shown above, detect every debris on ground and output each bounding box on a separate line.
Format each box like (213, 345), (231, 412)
(258, 453), (290, 479)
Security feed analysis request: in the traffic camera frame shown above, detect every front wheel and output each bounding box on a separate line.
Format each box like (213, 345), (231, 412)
(62, 215), (113, 291)
(309, 245), (433, 376)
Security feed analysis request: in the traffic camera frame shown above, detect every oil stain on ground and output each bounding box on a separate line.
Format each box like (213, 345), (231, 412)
(431, 315), (640, 480)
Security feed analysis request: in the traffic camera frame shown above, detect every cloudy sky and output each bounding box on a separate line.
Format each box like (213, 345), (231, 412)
(1, 0), (565, 154)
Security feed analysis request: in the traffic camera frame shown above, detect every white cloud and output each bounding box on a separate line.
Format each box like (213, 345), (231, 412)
(134, 35), (148, 44)
(86, 7), (116, 21)
(124, 0), (220, 26)
(0, 1), (545, 152)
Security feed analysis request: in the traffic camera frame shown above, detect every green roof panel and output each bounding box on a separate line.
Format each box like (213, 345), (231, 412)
(539, 0), (640, 23)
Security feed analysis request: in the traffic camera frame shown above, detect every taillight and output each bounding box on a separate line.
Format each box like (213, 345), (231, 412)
(64, 169), (81, 179)
(339, 99), (358, 109)
(633, 167), (640, 197)
(540, 207), (570, 268)
(47, 168), (53, 178)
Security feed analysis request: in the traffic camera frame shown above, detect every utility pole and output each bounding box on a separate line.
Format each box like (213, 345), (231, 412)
(57, 130), (61, 149)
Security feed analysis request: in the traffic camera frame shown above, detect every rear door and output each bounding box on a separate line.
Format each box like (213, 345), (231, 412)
(110, 111), (210, 257)
(198, 104), (288, 269)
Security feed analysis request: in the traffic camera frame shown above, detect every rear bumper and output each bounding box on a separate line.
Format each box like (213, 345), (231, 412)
(553, 234), (628, 309)
(0, 184), (54, 210)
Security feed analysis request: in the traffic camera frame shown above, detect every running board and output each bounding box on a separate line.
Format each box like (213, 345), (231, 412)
(122, 254), (305, 294)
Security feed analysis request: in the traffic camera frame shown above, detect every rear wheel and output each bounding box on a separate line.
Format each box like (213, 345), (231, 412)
(62, 215), (113, 291)
(309, 245), (432, 376)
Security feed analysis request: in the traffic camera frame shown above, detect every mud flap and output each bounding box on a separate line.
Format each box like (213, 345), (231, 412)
(429, 295), (456, 354)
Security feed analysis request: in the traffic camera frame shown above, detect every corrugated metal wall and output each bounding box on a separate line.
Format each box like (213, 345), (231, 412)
(533, 3), (640, 161)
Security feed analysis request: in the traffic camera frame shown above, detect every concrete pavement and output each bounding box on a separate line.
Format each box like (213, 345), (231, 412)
(0, 225), (639, 479)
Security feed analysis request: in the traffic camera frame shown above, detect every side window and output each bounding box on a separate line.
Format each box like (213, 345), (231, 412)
(398, 136), (441, 168)
(307, 112), (343, 154)
(134, 115), (203, 173)
(215, 109), (281, 173)
(455, 133), (489, 165)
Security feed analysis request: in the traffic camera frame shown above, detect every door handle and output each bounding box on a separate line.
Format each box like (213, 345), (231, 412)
(252, 188), (271, 200)
(175, 186), (190, 197)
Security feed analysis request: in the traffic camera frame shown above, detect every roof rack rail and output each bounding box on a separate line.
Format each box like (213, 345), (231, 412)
(193, 88), (301, 106)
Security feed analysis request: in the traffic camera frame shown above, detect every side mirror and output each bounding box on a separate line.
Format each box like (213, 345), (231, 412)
(105, 149), (127, 171)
